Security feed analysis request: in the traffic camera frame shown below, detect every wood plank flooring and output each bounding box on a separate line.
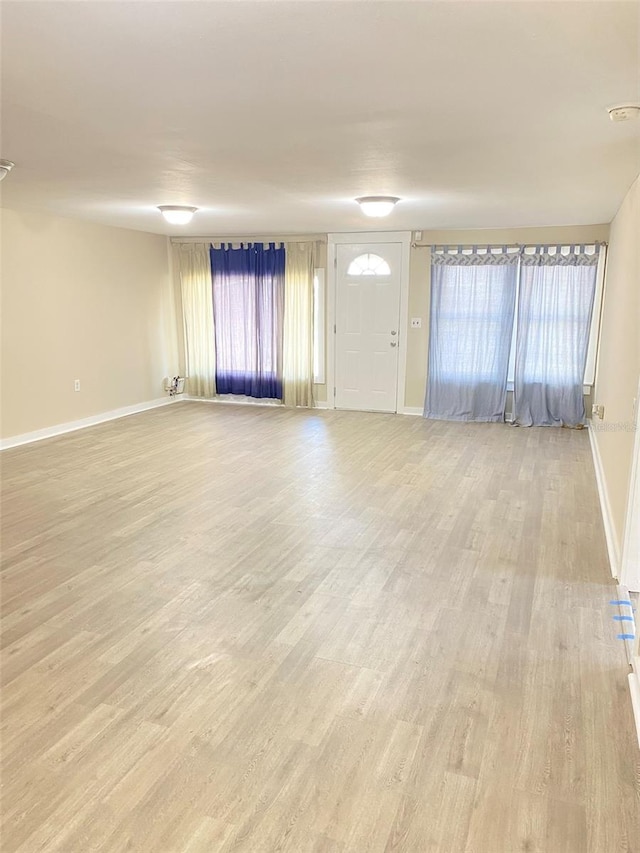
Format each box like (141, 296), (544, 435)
(1, 402), (638, 852)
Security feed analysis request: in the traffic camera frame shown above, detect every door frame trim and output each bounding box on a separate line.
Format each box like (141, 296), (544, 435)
(620, 376), (640, 592)
(327, 231), (411, 413)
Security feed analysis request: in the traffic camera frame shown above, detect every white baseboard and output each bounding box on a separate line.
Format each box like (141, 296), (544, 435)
(616, 585), (636, 665)
(183, 394), (283, 408)
(588, 420), (621, 578)
(183, 395), (427, 416)
(0, 396), (179, 450)
(184, 395), (332, 411)
(310, 402), (424, 415)
(616, 584), (640, 749)
(630, 662), (640, 750)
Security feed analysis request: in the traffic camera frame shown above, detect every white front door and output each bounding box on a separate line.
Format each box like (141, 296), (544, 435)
(334, 242), (402, 412)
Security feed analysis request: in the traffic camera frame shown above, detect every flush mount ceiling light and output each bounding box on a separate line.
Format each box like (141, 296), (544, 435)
(157, 205), (198, 225)
(356, 196), (401, 218)
(608, 104), (640, 122)
(0, 160), (15, 181)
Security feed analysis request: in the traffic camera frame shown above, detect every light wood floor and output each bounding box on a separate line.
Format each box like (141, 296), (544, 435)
(1, 403), (639, 852)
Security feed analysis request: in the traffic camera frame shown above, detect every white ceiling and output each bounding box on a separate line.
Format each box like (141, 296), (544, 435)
(2, 0), (639, 236)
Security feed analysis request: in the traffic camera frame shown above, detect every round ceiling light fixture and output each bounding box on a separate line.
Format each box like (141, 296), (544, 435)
(607, 104), (640, 122)
(356, 196), (401, 218)
(0, 160), (15, 181)
(157, 205), (198, 225)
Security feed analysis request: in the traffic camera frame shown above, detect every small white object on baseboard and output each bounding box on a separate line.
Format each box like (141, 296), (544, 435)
(0, 397), (180, 451)
(164, 376), (186, 397)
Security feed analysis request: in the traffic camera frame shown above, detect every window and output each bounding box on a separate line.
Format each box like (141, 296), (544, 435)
(517, 264), (597, 385)
(513, 252), (599, 425)
(313, 268), (325, 384)
(426, 244), (603, 426)
(426, 254), (518, 421)
(506, 245), (604, 388)
(347, 253), (391, 276)
(210, 243), (285, 400)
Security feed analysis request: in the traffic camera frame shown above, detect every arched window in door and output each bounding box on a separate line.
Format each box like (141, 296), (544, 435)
(347, 253), (391, 276)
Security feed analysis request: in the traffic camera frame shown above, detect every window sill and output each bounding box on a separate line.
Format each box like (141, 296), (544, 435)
(506, 381), (592, 394)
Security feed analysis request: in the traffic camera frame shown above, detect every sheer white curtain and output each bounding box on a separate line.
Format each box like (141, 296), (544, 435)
(178, 243), (216, 398)
(425, 249), (518, 421)
(513, 246), (598, 427)
(282, 242), (315, 407)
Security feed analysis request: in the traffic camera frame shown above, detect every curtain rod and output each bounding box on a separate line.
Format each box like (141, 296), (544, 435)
(411, 240), (608, 249)
(171, 235), (327, 244)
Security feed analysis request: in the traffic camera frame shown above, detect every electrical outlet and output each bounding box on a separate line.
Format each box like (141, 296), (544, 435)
(411, 317), (422, 329)
(74, 379), (81, 392)
(591, 403), (604, 419)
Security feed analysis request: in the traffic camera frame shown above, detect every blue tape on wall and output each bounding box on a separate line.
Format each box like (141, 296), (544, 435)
(613, 615), (635, 622)
(617, 634), (636, 641)
(610, 600), (633, 606)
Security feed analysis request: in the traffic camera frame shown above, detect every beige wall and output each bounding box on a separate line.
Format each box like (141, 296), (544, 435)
(1, 208), (177, 439)
(592, 175), (640, 559)
(403, 224), (610, 409)
(16, 218), (605, 436)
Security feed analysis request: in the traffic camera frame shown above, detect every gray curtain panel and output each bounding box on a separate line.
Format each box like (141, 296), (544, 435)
(513, 247), (598, 427)
(425, 250), (518, 422)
